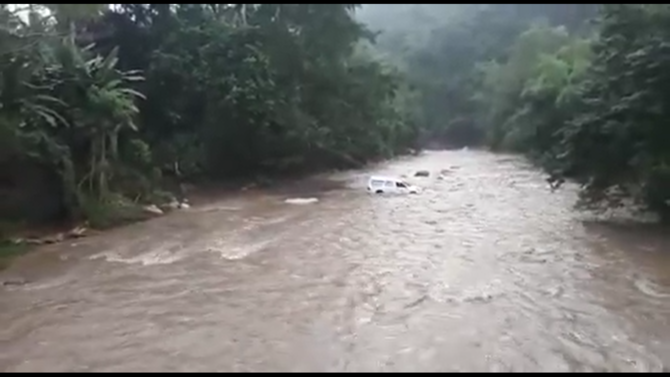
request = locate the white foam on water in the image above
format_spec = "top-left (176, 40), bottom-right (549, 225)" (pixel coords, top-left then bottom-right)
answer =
top-left (256, 214), bottom-right (291, 225)
top-left (208, 238), bottom-right (275, 260)
top-left (20, 276), bottom-right (74, 291)
top-left (196, 204), bottom-right (243, 213)
top-left (284, 197), bottom-right (319, 205)
top-left (89, 249), bottom-right (185, 266)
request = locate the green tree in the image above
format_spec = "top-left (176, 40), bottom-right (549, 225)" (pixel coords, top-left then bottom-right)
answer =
top-left (549, 4), bottom-right (670, 220)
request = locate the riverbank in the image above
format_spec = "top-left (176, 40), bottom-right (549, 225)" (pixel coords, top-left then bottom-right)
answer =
top-left (0, 155), bottom-right (391, 270)
top-left (0, 241), bottom-right (28, 270)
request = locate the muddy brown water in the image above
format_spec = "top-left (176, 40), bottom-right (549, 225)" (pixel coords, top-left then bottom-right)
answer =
top-left (2, 150), bottom-right (670, 372)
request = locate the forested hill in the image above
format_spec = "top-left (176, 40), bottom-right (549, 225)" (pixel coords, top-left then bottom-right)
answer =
top-left (356, 4), bottom-right (600, 146)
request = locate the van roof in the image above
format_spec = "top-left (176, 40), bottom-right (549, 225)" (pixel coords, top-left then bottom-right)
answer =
top-left (369, 175), bottom-right (399, 182)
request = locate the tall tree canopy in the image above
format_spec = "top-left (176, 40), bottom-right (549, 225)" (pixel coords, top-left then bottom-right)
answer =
top-left (0, 4), bottom-right (418, 226)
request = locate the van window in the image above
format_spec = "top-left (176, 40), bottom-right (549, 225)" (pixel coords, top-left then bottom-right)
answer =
top-left (396, 182), bottom-right (407, 188)
top-left (370, 179), bottom-right (384, 187)
top-left (384, 180), bottom-right (395, 188)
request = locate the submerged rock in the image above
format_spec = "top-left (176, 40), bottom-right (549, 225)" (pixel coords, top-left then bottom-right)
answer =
top-left (163, 198), bottom-right (190, 211)
top-left (143, 204), bottom-right (164, 215)
top-left (2, 278), bottom-right (28, 287)
top-left (68, 226), bottom-right (87, 238)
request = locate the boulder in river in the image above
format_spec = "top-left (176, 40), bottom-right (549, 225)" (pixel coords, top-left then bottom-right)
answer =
top-left (438, 168), bottom-right (452, 180)
top-left (414, 170), bottom-right (430, 177)
top-left (166, 200), bottom-right (180, 210)
top-left (163, 198), bottom-right (190, 211)
top-left (143, 204), bottom-right (164, 216)
top-left (68, 226), bottom-right (87, 238)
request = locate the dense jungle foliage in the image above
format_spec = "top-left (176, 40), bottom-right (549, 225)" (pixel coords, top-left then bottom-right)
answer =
top-left (0, 4), bottom-right (419, 229)
top-left (1, 3), bottom-right (670, 231)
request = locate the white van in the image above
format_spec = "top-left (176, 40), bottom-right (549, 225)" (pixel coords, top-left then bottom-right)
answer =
top-left (367, 176), bottom-right (420, 195)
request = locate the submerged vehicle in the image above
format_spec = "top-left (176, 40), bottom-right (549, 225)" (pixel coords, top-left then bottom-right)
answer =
top-left (367, 176), bottom-right (420, 195)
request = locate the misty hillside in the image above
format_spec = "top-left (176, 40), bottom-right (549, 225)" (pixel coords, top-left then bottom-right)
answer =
top-left (355, 4), bottom-right (598, 60)
top-left (353, 3), bottom-right (600, 142)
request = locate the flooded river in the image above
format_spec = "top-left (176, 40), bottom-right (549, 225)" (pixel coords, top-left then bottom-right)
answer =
top-left (2, 150), bottom-right (670, 372)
